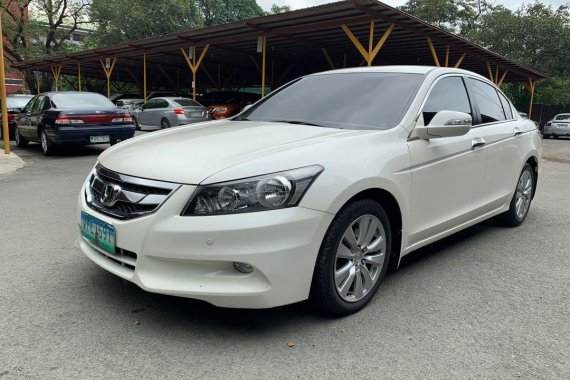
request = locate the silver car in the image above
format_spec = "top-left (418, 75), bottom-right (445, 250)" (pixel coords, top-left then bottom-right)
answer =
top-left (131, 97), bottom-right (210, 130)
top-left (543, 113), bottom-right (570, 139)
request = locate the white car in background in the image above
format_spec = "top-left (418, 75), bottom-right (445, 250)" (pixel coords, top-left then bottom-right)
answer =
top-left (543, 113), bottom-right (570, 139)
top-left (77, 66), bottom-right (541, 316)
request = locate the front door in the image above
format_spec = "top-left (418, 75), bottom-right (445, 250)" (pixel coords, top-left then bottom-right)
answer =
top-left (407, 75), bottom-right (488, 247)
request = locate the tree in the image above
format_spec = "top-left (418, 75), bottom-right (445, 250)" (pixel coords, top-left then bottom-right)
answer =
top-left (198, 0), bottom-right (265, 27)
top-left (89, 0), bottom-right (203, 45)
top-left (399, 0), bottom-right (491, 33)
top-left (1, 0), bottom-right (91, 91)
top-left (269, 4), bottom-right (291, 14)
top-left (465, 3), bottom-right (570, 105)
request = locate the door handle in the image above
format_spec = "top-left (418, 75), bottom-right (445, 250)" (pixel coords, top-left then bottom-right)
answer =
top-left (472, 137), bottom-right (486, 150)
top-left (514, 127), bottom-right (523, 136)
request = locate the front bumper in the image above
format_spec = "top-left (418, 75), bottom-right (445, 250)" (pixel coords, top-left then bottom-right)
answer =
top-left (48, 125), bottom-right (135, 144)
top-left (77, 183), bottom-right (334, 308)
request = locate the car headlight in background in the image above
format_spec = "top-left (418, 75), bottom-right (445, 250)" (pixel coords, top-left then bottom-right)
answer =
top-left (182, 165), bottom-right (324, 216)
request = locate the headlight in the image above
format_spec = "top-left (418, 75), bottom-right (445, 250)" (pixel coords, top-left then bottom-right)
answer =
top-left (182, 165), bottom-right (324, 216)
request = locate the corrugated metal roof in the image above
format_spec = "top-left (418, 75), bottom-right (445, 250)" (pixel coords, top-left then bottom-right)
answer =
top-left (15, 0), bottom-right (545, 87)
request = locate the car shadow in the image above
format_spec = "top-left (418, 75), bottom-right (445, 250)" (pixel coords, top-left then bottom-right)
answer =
top-left (8, 141), bottom-right (108, 160)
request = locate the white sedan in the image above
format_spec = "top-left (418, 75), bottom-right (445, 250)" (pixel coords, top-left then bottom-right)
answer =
top-left (77, 66), bottom-right (541, 316)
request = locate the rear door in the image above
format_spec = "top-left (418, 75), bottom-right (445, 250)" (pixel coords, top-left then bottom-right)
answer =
top-left (407, 75), bottom-right (488, 246)
top-left (466, 77), bottom-right (523, 208)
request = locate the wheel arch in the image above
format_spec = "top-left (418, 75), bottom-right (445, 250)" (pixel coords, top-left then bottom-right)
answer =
top-left (336, 188), bottom-right (403, 269)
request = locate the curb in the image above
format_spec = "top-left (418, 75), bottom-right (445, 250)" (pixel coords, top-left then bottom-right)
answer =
top-left (0, 151), bottom-right (26, 177)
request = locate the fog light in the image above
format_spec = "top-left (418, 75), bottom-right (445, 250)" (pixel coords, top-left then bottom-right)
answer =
top-left (233, 262), bottom-right (254, 273)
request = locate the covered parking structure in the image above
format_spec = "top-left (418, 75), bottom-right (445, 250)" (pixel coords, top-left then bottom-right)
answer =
top-left (15, 0), bottom-right (545, 116)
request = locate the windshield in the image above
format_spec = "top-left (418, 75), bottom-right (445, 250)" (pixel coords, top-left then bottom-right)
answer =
top-left (236, 72), bottom-right (424, 130)
top-left (555, 114), bottom-right (570, 121)
top-left (6, 97), bottom-right (33, 109)
top-left (51, 93), bottom-right (115, 108)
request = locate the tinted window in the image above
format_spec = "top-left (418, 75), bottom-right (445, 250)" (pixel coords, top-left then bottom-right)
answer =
top-left (51, 93), bottom-right (115, 108)
top-left (142, 99), bottom-right (159, 110)
top-left (155, 99), bottom-right (169, 108)
top-left (555, 114), bottom-right (570, 121)
top-left (173, 98), bottom-right (201, 107)
top-left (24, 96), bottom-right (38, 112)
top-left (422, 76), bottom-right (471, 125)
top-left (239, 73), bottom-right (424, 130)
top-left (498, 92), bottom-right (513, 119)
top-left (31, 96), bottom-right (45, 112)
top-left (468, 79), bottom-right (506, 124)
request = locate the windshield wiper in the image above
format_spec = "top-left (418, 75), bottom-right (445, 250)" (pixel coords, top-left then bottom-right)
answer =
top-left (267, 120), bottom-right (329, 128)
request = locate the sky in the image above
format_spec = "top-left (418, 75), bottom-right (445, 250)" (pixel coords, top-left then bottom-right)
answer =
top-left (257, 0), bottom-right (570, 12)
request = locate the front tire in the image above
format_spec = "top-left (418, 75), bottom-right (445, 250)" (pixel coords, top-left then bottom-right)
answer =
top-left (500, 163), bottom-right (534, 227)
top-left (310, 199), bottom-right (391, 316)
top-left (14, 127), bottom-right (28, 147)
top-left (133, 116), bottom-right (140, 130)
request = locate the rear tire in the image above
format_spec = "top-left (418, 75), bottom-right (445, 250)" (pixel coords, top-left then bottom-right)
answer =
top-left (500, 163), bottom-right (534, 227)
top-left (310, 199), bottom-right (391, 317)
top-left (14, 127), bottom-right (28, 147)
top-left (39, 128), bottom-right (56, 156)
top-left (542, 134), bottom-right (550, 139)
top-left (160, 118), bottom-right (171, 129)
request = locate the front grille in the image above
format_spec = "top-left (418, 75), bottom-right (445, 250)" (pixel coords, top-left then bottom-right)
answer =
top-left (85, 164), bottom-right (180, 220)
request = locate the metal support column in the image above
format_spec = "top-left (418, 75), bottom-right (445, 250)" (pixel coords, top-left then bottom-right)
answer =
top-left (181, 45), bottom-right (210, 101)
top-left (100, 58), bottom-right (117, 98)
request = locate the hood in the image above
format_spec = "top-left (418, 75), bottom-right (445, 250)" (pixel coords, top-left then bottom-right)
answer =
top-left (98, 120), bottom-right (362, 184)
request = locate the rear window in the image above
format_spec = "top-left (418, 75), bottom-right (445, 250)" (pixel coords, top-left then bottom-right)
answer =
top-left (173, 98), bottom-right (201, 107)
top-left (555, 114), bottom-right (570, 121)
top-left (51, 93), bottom-right (115, 108)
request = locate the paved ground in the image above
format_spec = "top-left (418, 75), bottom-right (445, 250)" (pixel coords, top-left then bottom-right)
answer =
top-left (0, 136), bottom-right (569, 379)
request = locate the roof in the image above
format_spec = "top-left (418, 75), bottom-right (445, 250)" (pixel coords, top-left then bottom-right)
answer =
top-left (15, 0), bottom-right (545, 87)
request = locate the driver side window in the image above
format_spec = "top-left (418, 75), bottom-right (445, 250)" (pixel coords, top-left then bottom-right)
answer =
top-left (422, 76), bottom-right (472, 125)
top-left (142, 99), bottom-right (157, 110)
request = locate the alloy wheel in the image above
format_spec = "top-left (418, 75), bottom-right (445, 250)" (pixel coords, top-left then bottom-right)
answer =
top-left (515, 169), bottom-right (533, 219)
top-left (41, 131), bottom-right (48, 153)
top-left (334, 214), bottom-right (386, 302)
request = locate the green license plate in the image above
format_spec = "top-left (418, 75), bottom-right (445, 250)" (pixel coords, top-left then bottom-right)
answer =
top-left (80, 211), bottom-right (116, 254)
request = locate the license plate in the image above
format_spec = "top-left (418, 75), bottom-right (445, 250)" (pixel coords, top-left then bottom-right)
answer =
top-left (90, 135), bottom-right (110, 143)
top-left (80, 211), bottom-right (115, 254)
top-left (191, 112), bottom-right (203, 117)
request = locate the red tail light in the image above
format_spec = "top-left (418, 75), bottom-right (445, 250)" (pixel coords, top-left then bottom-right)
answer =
top-left (55, 115), bottom-right (84, 124)
top-left (173, 108), bottom-right (185, 115)
top-left (7, 114), bottom-right (15, 121)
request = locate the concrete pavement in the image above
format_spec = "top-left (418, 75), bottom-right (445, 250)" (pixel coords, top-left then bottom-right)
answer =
top-left (0, 137), bottom-right (569, 379)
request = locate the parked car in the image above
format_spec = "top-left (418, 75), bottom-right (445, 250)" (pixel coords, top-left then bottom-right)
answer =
top-left (0, 94), bottom-right (34, 140)
top-left (131, 97), bottom-right (210, 130)
top-left (77, 66), bottom-right (541, 316)
top-left (117, 91), bottom-right (176, 112)
top-left (14, 91), bottom-right (135, 155)
top-left (543, 113), bottom-right (570, 139)
top-left (204, 91), bottom-right (260, 119)
top-left (110, 93), bottom-right (142, 105)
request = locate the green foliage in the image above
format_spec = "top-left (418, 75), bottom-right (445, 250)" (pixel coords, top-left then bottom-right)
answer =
top-left (89, 0), bottom-right (204, 45)
top-left (269, 4), bottom-right (292, 14)
top-left (401, 0), bottom-right (570, 106)
top-left (198, 0), bottom-right (265, 27)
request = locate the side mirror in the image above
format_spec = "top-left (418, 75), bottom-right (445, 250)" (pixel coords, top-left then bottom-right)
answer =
top-left (415, 111), bottom-right (472, 139)
top-left (13, 107), bottom-right (23, 114)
